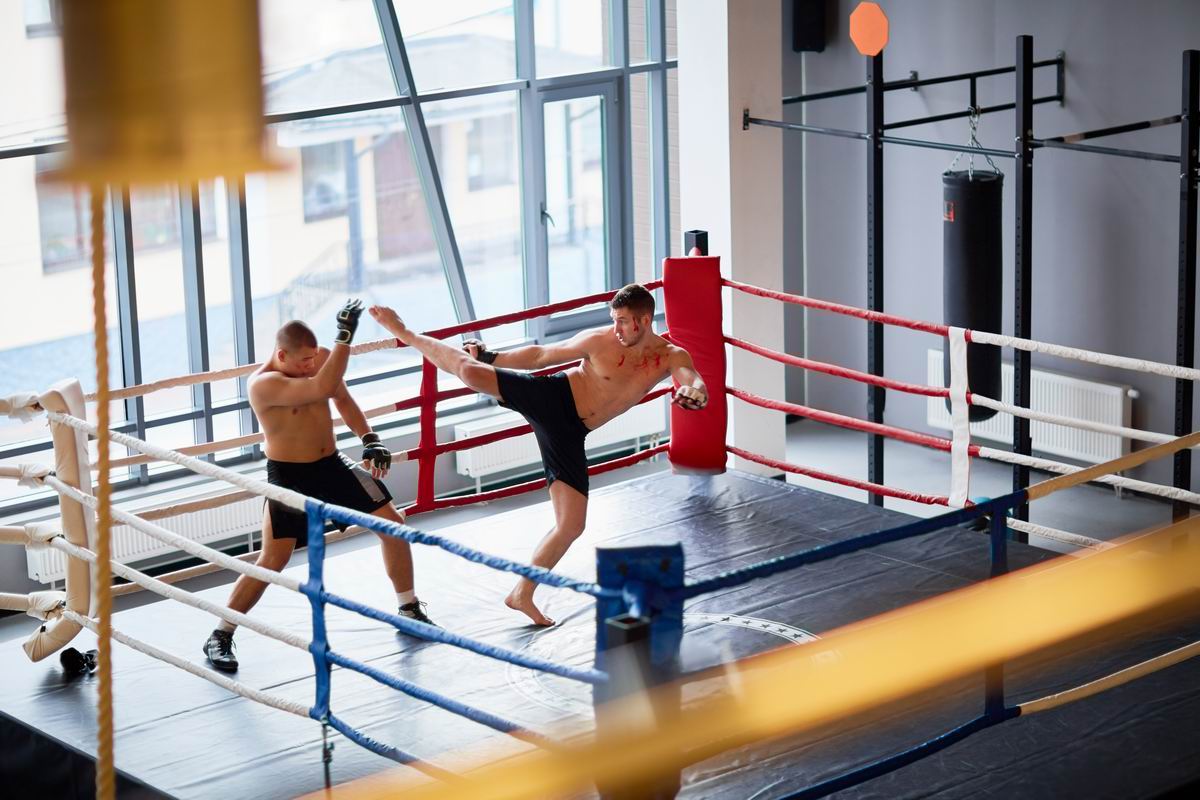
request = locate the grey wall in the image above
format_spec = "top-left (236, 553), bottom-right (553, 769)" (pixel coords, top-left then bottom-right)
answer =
top-left (782, 0), bottom-right (808, 404)
top-left (793, 0), bottom-right (1200, 486)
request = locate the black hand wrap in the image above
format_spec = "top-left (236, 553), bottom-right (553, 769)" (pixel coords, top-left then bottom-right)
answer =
top-left (335, 298), bottom-right (365, 345)
top-left (462, 338), bottom-right (498, 365)
top-left (361, 432), bottom-right (391, 471)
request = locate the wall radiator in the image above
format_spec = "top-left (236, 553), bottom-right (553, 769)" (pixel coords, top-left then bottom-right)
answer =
top-left (455, 397), bottom-right (668, 488)
top-left (926, 349), bottom-right (1135, 463)
top-left (28, 495), bottom-right (263, 585)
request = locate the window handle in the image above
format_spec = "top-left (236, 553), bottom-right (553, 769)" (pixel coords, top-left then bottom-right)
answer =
top-left (540, 203), bottom-right (556, 227)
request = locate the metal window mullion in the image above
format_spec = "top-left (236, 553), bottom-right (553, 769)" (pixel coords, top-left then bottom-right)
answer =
top-left (109, 185), bottom-right (148, 484)
top-left (612, 0), bottom-right (629, 69)
top-left (649, 1), bottom-right (670, 269)
top-left (516, 0), bottom-right (549, 341)
top-left (225, 177), bottom-right (258, 450)
top-left (179, 183), bottom-right (214, 457)
top-left (371, 0), bottom-right (476, 327)
top-left (612, 2), bottom-right (634, 287)
top-left (605, 79), bottom-right (631, 289)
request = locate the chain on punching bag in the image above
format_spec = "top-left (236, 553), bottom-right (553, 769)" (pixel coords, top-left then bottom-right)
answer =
top-left (943, 112), bottom-right (1003, 421)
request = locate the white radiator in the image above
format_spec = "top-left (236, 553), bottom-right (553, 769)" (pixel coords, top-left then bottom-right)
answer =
top-left (454, 397), bottom-right (668, 480)
top-left (926, 349), bottom-right (1135, 463)
top-left (27, 495), bottom-right (263, 585)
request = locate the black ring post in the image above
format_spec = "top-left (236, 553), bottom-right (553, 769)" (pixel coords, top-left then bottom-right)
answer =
top-left (1012, 36), bottom-right (1035, 531)
top-left (1175, 51), bottom-right (1199, 522)
top-left (867, 51), bottom-right (885, 504)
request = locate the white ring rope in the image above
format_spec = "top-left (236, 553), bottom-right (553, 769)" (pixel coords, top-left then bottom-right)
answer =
top-left (97, 401), bottom-right (404, 471)
top-left (968, 330), bottom-right (1200, 383)
top-left (970, 394), bottom-right (1182, 447)
top-left (136, 490), bottom-right (257, 522)
top-left (1020, 639), bottom-right (1200, 714)
top-left (50, 536), bottom-right (310, 651)
top-left (45, 410), bottom-right (309, 514)
top-left (1003, 518), bottom-right (1112, 552)
top-left (977, 446), bottom-right (1200, 506)
top-left (43, 475), bottom-right (303, 593)
top-left (83, 336), bottom-right (404, 403)
top-left (59, 607), bottom-right (310, 718)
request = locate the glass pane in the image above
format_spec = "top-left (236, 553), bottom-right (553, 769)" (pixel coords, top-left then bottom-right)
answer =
top-left (131, 185), bottom-right (195, 429)
top-left (396, 2), bottom-right (516, 92)
top-left (629, 0), bottom-right (652, 64)
top-left (535, 0), bottom-right (612, 77)
top-left (423, 92), bottom-right (524, 344)
top-left (248, 109), bottom-right (459, 387)
top-left (0, 3), bottom-right (66, 148)
top-left (630, 73), bottom-right (654, 284)
top-left (260, 0), bottom-right (397, 116)
top-left (0, 156), bottom-right (121, 453)
top-left (199, 179), bottom-right (242, 405)
top-left (668, 69), bottom-right (681, 257)
top-left (544, 94), bottom-right (607, 303)
top-left (666, 0), bottom-right (677, 61)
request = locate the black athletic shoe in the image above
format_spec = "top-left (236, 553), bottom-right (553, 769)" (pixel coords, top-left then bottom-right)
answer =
top-left (397, 601), bottom-right (438, 628)
top-left (203, 629), bottom-right (239, 672)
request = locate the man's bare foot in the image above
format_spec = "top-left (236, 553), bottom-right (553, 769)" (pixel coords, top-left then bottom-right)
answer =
top-left (505, 589), bottom-right (555, 627)
top-left (369, 305), bottom-right (409, 340)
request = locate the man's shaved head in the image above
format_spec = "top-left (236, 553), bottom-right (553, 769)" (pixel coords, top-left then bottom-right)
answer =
top-left (276, 320), bottom-right (318, 353)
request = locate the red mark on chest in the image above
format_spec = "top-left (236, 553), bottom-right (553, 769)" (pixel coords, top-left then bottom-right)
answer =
top-left (291, 408), bottom-right (299, 415)
top-left (617, 355), bottom-right (625, 367)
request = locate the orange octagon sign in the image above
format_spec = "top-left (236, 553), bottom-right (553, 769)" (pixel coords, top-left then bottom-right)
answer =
top-left (850, 2), bottom-right (889, 57)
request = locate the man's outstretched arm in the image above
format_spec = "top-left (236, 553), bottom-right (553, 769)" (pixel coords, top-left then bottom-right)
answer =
top-left (669, 349), bottom-right (708, 410)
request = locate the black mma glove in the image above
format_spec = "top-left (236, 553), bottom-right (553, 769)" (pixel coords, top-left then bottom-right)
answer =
top-left (462, 338), bottom-right (498, 365)
top-left (361, 432), bottom-right (391, 472)
top-left (335, 298), bottom-right (365, 345)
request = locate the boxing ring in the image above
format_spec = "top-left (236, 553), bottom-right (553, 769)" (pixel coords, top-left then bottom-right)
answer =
top-left (2, 256), bottom-right (1199, 799)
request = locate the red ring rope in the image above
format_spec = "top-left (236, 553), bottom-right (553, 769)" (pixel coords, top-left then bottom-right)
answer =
top-left (727, 387), bottom-right (981, 456)
top-left (728, 445), bottom-right (951, 506)
top-left (723, 278), bottom-right (950, 337)
top-left (725, 336), bottom-right (949, 398)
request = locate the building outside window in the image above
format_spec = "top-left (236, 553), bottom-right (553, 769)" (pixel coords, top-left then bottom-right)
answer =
top-left (467, 112), bottom-right (517, 191)
top-left (301, 141), bottom-right (350, 221)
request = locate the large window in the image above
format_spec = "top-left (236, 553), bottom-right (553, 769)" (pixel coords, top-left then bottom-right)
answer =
top-left (467, 113), bottom-right (518, 192)
top-left (301, 142), bottom-right (350, 221)
top-left (0, 0), bottom-right (681, 513)
top-left (396, 2), bottom-right (516, 92)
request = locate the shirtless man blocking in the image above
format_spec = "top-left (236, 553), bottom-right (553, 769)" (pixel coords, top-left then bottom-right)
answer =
top-left (203, 299), bottom-right (435, 672)
top-left (369, 284), bottom-right (707, 626)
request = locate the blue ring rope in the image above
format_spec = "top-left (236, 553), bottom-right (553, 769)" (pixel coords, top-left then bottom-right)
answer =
top-left (779, 707), bottom-right (1020, 799)
top-left (326, 649), bottom-right (557, 749)
top-left (316, 587), bottom-right (608, 685)
top-left (305, 503), bottom-right (333, 719)
top-left (680, 493), bottom-right (1024, 600)
top-left (317, 499), bottom-right (620, 598)
top-left (325, 711), bottom-right (462, 782)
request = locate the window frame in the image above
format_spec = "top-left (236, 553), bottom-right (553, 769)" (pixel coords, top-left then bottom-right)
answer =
top-left (0, 0), bottom-right (680, 517)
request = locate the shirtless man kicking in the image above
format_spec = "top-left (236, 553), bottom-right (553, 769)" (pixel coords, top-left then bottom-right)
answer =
top-left (369, 284), bottom-right (707, 626)
top-left (203, 299), bottom-right (435, 672)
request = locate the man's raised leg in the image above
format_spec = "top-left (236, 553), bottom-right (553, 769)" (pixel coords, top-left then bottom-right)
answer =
top-left (369, 306), bottom-right (500, 398)
top-left (505, 480), bottom-right (588, 626)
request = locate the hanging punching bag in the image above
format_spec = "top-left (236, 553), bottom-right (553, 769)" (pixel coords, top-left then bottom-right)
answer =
top-left (943, 170), bottom-right (1003, 421)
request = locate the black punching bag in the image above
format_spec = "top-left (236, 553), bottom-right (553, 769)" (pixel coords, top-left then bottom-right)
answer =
top-left (943, 170), bottom-right (1002, 421)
